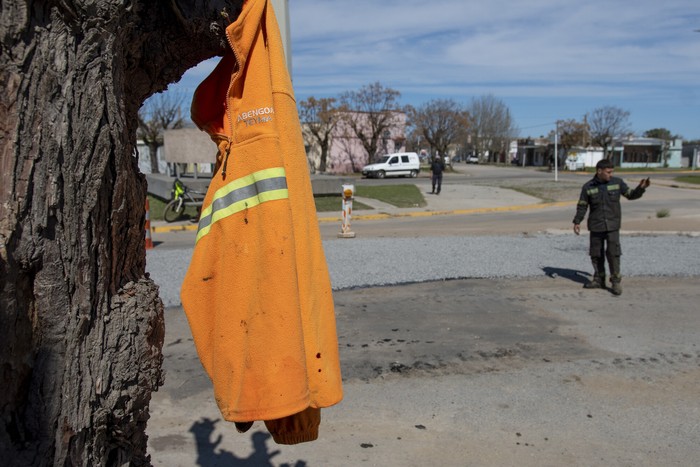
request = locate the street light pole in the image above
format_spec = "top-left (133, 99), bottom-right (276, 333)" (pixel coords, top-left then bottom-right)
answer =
top-left (554, 122), bottom-right (559, 182)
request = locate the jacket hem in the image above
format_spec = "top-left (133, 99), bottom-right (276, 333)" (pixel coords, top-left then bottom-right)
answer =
top-left (219, 398), bottom-right (311, 423)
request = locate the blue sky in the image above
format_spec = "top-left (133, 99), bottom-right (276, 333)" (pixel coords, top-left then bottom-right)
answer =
top-left (169, 0), bottom-right (700, 140)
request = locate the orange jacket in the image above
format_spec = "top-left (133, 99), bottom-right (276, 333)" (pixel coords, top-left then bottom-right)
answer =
top-left (181, 0), bottom-right (342, 442)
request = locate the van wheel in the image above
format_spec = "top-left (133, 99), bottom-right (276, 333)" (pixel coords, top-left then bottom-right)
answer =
top-left (409, 170), bottom-right (418, 178)
top-left (377, 170), bottom-right (385, 179)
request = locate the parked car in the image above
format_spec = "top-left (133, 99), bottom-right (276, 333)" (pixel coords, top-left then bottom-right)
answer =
top-left (466, 155), bottom-right (479, 164)
top-left (361, 152), bottom-right (421, 179)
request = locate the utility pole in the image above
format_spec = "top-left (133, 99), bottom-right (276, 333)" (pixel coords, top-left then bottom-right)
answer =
top-left (554, 122), bottom-right (559, 182)
top-left (271, 0), bottom-right (292, 76)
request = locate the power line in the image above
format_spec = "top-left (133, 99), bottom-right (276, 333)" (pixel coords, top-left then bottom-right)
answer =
top-left (519, 122), bottom-right (556, 130)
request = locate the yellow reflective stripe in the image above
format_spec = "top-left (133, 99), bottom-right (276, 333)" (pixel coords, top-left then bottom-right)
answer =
top-left (607, 184), bottom-right (620, 191)
top-left (196, 167), bottom-right (288, 243)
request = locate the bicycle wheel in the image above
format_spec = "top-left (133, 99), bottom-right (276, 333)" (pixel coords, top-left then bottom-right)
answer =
top-left (163, 199), bottom-right (185, 223)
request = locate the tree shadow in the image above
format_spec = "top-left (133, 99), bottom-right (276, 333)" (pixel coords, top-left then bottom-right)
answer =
top-left (189, 418), bottom-right (308, 467)
top-left (542, 267), bottom-right (590, 285)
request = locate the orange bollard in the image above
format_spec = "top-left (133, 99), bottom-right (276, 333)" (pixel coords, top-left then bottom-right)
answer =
top-left (145, 198), bottom-right (154, 250)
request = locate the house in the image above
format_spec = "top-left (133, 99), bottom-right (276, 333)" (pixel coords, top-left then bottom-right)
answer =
top-left (515, 138), bottom-right (550, 167)
top-left (611, 137), bottom-right (682, 168)
top-left (681, 143), bottom-right (700, 169)
top-left (514, 136), bottom-right (684, 170)
top-left (303, 110), bottom-right (407, 175)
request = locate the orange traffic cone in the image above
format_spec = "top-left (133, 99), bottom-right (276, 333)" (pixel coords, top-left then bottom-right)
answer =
top-left (145, 198), bottom-right (154, 250)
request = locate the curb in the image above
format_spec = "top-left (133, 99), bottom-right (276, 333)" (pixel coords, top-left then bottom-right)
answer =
top-left (317, 200), bottom-right (576, 223)
top-left (151, 223), bottom-right (198, 233)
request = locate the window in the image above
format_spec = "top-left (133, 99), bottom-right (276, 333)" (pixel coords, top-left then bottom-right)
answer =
top-left (624, 145), bottom-right (661, 163)
top-left (389, 156), bottom-right (398, 164)
top-left (401, 155), bottom-right (409, 163)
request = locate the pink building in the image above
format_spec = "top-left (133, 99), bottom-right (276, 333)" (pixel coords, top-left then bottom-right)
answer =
top-left (304, 111), bottom-right (407, 174)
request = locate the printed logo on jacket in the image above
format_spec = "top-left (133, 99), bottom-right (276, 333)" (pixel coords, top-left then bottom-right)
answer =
top-left (237, 106), bottom-right (275, 126)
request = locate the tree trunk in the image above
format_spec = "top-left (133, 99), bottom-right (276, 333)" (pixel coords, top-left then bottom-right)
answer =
top-left (0, 1), bottom-right (243, 465)
top-left (148, 142), bottom-right (161, 174)
top-left (319, 142), bottom-right (329, 173)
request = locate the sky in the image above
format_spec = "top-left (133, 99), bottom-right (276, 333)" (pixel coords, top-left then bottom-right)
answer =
top-left (168, 0), bottom-right (700, 140)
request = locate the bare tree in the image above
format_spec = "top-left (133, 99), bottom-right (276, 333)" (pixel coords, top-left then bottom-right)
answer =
top-left (338, 82), bottom-right (402, 162)
top-left (548, 118), bottom-right (591, 164)
top-left (586, 106), bottom-right (631, 159)
top-left (467, 94), bottom-right (518, 163)
top-left (407, 99), bottom-right (470, 158)
top-left (0, 1), bottom-right (244, 465)
top-left (138, 93), bottom-right (186, 174)
top-left (298, 97), bottom-right (340, 172)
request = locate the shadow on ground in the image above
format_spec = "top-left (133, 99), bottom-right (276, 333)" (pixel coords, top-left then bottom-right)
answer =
top-left (189, 418), bottom-right (307, 467)
top-left (542, 266), bottom-right (590, 284)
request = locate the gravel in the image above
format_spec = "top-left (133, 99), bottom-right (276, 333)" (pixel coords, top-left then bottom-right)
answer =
top-left (146, 233), bottom-right (700, 308)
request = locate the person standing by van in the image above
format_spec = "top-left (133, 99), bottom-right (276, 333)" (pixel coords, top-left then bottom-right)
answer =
top-left (430, 155), bottom-right (445, 194)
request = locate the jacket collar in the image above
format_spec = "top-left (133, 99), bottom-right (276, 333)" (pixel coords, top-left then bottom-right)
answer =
top-left (190, 0), bottom-right (268, 137)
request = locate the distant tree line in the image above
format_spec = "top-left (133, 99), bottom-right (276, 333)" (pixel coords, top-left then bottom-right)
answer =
top-left (550, 106), bottom-right (684, 161)
top-left (140, 82), bottom-right (691, 174)
top-left (297, 83), bottom-right (522, 171)
top-left (296, 83), bottom-right (691, 173)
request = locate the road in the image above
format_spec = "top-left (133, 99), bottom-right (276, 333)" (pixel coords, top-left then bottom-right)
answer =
top-left (319, 165), bottom-right (700, 238)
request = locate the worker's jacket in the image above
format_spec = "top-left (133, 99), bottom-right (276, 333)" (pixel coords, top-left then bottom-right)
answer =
top-left (573, 175), bottom-right (645, 232)
top-left (180, 0), bottom-right (342, 440)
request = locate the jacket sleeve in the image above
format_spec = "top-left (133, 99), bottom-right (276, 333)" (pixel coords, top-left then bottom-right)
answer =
top-left (573, 185), bottom-right (589, 224)
top-left (622, 179), bottom-right (645, 200)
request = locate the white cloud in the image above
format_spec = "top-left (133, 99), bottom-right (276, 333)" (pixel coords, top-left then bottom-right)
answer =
top-left (290, 0), bottom-right (700, 91)
top-left (170, 0), bottom-right (700, 138)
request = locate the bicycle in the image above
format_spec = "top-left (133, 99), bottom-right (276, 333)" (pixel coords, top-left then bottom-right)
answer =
top-left (163, 178), bottom-right (206, 223)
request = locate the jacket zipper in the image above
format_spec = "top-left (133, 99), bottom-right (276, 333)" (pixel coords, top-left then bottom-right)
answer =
top-left (221, 27), bottom-right (242, 179)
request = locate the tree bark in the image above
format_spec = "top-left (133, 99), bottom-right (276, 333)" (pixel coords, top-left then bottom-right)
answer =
top-left (0, 1), bottom-right (243, 465)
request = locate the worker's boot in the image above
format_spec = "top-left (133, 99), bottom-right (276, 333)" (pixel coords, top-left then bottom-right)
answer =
top-left (583, 257), bottom-right (606, 289)
top-left (608, 254), bottom-right (622, 295)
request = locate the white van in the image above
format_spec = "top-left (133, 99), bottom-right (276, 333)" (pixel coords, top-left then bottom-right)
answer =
top-left (361, 152), bottom-right (421, 179)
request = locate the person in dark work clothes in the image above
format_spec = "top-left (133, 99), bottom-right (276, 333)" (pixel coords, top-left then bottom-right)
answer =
top-left (430, 155), bottom-right (445, 195)
top-left (573, 159), bottom-right (650, 295)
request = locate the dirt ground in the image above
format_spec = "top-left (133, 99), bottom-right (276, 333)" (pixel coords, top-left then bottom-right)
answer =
top-left (148, 276), bottom-right (700, 466)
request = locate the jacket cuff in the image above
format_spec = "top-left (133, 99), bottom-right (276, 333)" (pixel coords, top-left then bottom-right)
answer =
top-left (264, 406), bottom-right (322, 445)
top-left (270, 426), bottom-right (319, 445)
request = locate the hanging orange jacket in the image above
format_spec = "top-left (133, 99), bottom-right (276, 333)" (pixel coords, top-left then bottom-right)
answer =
top-left (180, 0), bottom-right (342, 444)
